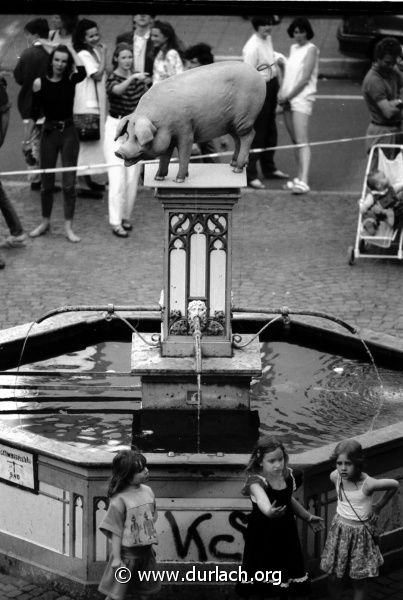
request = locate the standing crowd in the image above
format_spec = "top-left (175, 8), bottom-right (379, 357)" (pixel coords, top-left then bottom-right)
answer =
top-left (1, 14), bottom-right (403, 267)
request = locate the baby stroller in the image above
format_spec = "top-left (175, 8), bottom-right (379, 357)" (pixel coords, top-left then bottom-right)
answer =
top-left (348, 144), bottom-right (403, 265)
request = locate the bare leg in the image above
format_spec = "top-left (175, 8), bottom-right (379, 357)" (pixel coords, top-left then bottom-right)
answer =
top-left (327, 574), bottom-right (343, 600)
top-left (29, 218), bottom-right (51, 238)
top-left (64, 220), bottom-right (80, 243)
top-left (352, 578), bottom-right (368, 600)
top-left (282, 109), bottom-right (299, 175)
top-left (292, 111), bottom-right (311, 184)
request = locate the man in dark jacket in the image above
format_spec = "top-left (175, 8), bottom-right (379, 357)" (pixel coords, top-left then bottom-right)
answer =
top-left (13, 18), bottom-right (50, 190)
top-left (116, 14), bottom-right (155, 79)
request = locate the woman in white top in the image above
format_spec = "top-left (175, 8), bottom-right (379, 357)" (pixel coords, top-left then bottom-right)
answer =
top-left (278, 17), bottom-right (319, 194)
top-left (72, 19), bottom-right (107, 195)
top-left (151, 20), bottom-right (184, 84)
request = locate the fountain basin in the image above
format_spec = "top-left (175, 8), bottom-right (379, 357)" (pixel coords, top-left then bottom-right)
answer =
top-left (0, 311), bottom-right (402, 598)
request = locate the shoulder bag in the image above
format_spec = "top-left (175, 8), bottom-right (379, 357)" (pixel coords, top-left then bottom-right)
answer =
top-left (74, 78), bottom-right (100, 142)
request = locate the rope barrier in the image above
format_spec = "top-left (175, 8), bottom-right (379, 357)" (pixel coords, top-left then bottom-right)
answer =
top-left (0, 130), bottom-right (398, 178)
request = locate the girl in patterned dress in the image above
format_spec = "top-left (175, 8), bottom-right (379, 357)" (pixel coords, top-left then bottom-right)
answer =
top-left (236, 436), bottom-right (323, 599)
top-left (98, 450), bottom-right (160, 600)
top-left (321, 439), bottom-right (399, 600)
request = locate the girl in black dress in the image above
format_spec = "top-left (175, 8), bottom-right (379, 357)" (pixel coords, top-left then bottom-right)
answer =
top-left (236, 436), bottom-right (323, 599)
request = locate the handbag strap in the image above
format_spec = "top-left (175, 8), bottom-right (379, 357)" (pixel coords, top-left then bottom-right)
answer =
top-left (93, 77), bottom-right (99, 105)
top-left (339, 479), bottom-right (378, 543)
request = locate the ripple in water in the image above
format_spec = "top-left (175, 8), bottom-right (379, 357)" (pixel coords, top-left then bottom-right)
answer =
top-left (2, 341), bottom-right (403, 453)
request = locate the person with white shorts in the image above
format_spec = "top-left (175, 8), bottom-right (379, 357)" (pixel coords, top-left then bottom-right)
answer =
top-left (278, 17), bottom-right (319, 195)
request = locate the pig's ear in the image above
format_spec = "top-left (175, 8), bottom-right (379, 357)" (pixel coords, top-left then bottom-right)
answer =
top-left (135, 117), bottom-right (157, 146)
top-left (114, 116), bottom-right (130, 141)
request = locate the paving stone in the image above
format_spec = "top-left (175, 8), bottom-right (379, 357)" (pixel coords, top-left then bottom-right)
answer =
top-left (39, 592), bottom-right (60, 600)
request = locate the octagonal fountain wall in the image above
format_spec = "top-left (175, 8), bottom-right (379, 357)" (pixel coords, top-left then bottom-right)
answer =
top-left (0, 165), bottom-right (402, 598)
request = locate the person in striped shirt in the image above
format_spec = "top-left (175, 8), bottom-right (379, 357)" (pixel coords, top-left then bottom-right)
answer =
top-left (104, 43), bottom-right (149, 238)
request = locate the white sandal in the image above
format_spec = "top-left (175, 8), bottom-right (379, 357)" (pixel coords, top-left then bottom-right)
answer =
top-left (292, 180), bottom-right (310, 194)
top-left (283, 177), bottom-right (302, 191)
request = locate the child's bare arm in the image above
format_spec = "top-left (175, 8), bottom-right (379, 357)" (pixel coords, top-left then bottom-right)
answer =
top-left (110, 532), bottom-right (123, 567)
top-left (359, 192), bottom-right (375, 213)
top-left (249, 483), bottom-right (286, 518)
top-left (365, 477), bottom-right (399, 514)
top-left (291, 497), bottom-right (324, 531)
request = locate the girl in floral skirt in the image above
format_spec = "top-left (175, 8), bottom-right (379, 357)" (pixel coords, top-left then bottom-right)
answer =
top-left (320, 439), bottom-right (399, 600)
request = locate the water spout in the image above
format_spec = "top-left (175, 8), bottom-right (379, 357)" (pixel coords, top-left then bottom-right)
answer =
top-left (187, 301), bottom-right (208, 453)
top-left (188, 300), bottom-right (208, 378)
top-left (233, 306), bottom-right (358, 335)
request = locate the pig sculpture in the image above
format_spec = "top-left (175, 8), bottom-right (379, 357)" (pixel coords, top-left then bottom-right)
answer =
top-left (114, 61), bottom-right (266, 183)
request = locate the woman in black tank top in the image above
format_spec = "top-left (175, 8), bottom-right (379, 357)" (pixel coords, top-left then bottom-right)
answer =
top-left (29, 44), bottom-right (86, 243)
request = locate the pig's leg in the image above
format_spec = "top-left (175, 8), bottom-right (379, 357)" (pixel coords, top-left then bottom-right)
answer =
top-left (230, 135), bottom-right (240, 168)
top-left (233, 130), bottom-right (256, 173)
top-left (155, 144), bottom-right (175, 180)
top-left (175, 137), bottom-right (193, 183)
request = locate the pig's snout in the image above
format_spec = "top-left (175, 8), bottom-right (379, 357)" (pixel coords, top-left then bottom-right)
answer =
top-left (115, 145), bottom-right (142, 167)
top-left (114, 148), bottom-right (125, 160)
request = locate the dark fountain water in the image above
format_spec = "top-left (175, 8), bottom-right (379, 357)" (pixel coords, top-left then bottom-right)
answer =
top-left (1, 339), bottom-right (402, 454)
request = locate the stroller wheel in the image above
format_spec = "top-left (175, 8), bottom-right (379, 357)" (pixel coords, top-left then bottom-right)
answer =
top-left (348, 246), bottom-right (355, 265)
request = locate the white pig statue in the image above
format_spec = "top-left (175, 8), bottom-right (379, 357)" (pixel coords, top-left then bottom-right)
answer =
top-left (114, 61), bottom-right (266, 182)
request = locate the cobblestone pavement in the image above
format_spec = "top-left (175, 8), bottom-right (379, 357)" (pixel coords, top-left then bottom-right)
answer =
top-left (1, 182), bottom-right (403, 599)
top-left (1, 183), bottom-right (403, 337)
top-left (1, 566), bottom-right (403, 600)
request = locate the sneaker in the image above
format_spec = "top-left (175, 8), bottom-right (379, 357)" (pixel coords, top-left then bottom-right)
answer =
top-left (264, 169), bottom-right (290, 180)
top-left (247, 178), bottom-right (266, 189)
top-left (0, 233), bottom-right (27, 248)
top-left (112, 225), bottom-right (129, 238)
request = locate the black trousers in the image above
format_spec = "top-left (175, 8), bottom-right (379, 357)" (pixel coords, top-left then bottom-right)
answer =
top-left (247, 77), bottom-right (279, 181)
top-left (40, 124), bottom-right (79, 220)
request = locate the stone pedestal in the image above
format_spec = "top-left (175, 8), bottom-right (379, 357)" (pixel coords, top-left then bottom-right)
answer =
top-left (144, 163), bottom-right (246, 358)
top-left (137, 164), bottom-right (262, 412)
top-left (131, 333), bottom-right (261, 410)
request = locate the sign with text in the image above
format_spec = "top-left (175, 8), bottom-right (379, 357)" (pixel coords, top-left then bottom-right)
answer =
top-left (0, 443), bottom-right (38, 493)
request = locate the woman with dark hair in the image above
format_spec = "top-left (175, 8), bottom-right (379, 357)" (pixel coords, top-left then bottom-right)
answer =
top-left (104, 43), bottom-right (148, 238)
top-left (278, 17), bottom-right (319, 194)
top-left (72, 18), bottom-right (107, 196)
top-left (151, 20), bottom-right (184, 83)
top-left (49, 14), bottom-right (79, 45)
top-left (29, 44), bottom-right (85, 242)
